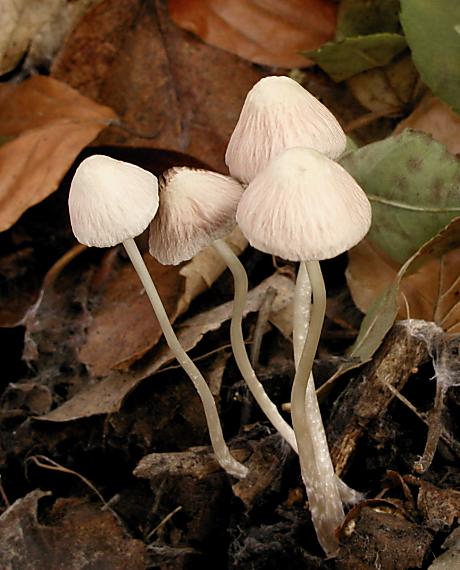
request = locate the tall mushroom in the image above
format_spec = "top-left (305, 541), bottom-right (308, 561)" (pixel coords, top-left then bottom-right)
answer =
top-left (69, 155), bottom-right (248, 479)
top-left (149, 166), bottom-right (300, 452)
top-left (226, 73), bottom-right (362, 507)
top-left (225, 75), bottom-right (346, 184)
top-left (236, 147), bottom-right (372, 554)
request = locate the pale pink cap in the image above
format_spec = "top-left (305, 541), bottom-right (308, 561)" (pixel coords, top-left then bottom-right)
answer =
top-left (226, 76), bottom-right (347, 184)
top-left (149, 167), bottom-right (244, 265)
top-left (69, 155), bottom-right (159, 247)
top-left (236, 147), bottom-right (371, 261)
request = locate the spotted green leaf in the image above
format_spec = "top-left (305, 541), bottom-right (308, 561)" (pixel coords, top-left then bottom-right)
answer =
top-left (340, 130), bottom-right (460, 264)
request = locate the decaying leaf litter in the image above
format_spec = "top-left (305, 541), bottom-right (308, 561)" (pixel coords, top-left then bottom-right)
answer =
top-left (0, 0), bottom-right (460, 568)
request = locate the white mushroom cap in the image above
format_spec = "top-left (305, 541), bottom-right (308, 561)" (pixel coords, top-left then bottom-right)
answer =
top-left (149, 167), bottom-right (244, 265)
top-left (236, 147), bottom-right (371, 261)
top-left (69, 155), bottom-right (159, 247)
top-left (225, 76), bottom-right (347, 184)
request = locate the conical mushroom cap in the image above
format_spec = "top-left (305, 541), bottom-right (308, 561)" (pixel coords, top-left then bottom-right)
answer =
top-left (226, 76), bottom-right (346, 184)
top-left (236, 147), bottom-right (371, 261)
top-left (149, 167), bottom-right (244, 265)
top-left (69, 155), bottom-right (159, 247)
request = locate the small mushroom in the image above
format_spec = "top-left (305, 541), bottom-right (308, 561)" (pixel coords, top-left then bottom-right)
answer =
top-left (148, 167), bottom-right (243, 265)
top-left (236, 146), bottom-right (371, 555)
top-left (225, 75), bottom-right (346, 184)
top-left (149, 167), bottom-right (300, 453)
top-left (69, 155), bottom-right (248, 480)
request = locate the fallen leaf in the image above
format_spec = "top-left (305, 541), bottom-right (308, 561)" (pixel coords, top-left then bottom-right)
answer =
top-left (80, 229), bottom-right (246, 376)
top-left (168, 0), bottom-right (337, 69)
top-left (0, 491), bottom-right (147, 569)
top-left (231, 435), bottom-right (286, 509)
top-left (347, 238), bottom-right (460, 333)
top-left (326, 218), bottom-right (460, 384)
top-left (341, 130), bottom-right (460, 264)
top-left (0, 0), bottom-right (97, 76)
top-left (400, 0), bottom-right (460, 113)
top-left (428, 527), bottom-right (460, 570)
top-left (348, 54), bottom-right (421, 115)
top-left (395, 94), bottom-right (460, 155)
top-left (336, 503), bottom-right (432, 569)
top-left (38, 272), bottom-right (295, 421)
top-left (79, 252), bottom-right (185, 377)
top-left (0, 76), bottom-right (116, 232)
top-left (178, 227), bottom-right (247, 315)
top-left (51, 0), bottom-right (264, 173)
top-left (21, 245), bottom-right (93, 402)
top-left (336, 0), bottom-right (401, 40)
top-left (0, 247), bottom-right (40, 327)
top-left (305, 33), bottom-right (406, 82)
top-left (415, 479), bottom-right (460, 532)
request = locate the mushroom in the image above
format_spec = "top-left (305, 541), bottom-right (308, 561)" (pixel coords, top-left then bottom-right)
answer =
top-left (236, 146), bottom-right (371, 554)
top-left (148, 167), bottom-right (243, 265)
top-left (149, 166), bottom-right (301, 452)
top-left (225, 75), bottom-right (346, 184)
top-left (69, 155), bottom-right (248, 479)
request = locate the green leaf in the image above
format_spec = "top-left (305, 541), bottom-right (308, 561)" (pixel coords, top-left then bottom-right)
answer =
top-left (305, 33), bottom-right (407, 82)
top-left (337, 0), bottom-right (401, 40)
top-left (318, 218), bottom-right (460, 399)
top-left (340, 130), bottom-right (460, 264)
top-left (400, 0), bottom-right (460, 113)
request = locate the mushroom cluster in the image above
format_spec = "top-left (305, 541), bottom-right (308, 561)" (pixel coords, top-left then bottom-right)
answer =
top-left (68, 75), bottom-right (371, 557)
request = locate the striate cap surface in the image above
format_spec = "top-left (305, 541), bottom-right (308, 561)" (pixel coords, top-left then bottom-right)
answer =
top-left (149, 167), bottom-right (244, 265)
top-left (225, 76), bottom-right (346, 184)
top-left (69, 155), bottom-right (159, 247)
top-left (236, 147), bottom-right (371, 261)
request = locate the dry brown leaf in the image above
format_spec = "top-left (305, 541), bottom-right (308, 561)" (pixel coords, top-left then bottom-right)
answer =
top-left (0, 0), bottom-right (97, 75)
top-left (178, 227), bottom-right (247, 314)
top-left (168, 0), bottom-right (337, 69)
top-left (79, 252), bottom-right (185, 377)
top-left (347, 54), bottom-right (421, 115)
top-left (51, 0), bottom-right (264, 173)
top-left (394, 94), bottom-right (460, 155)
top-left (39, 272), bottom-right (294, 422)
top-left (0, 491), bottom-right (147, 569)
top-left (0, 75), bottom-right (116, 232)
top-left (80, 230), bottom-right (246, 376)
top-left (346, 239), bottom-right (460, 333)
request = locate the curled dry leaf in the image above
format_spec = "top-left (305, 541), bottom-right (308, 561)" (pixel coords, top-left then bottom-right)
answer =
top-left (395, 94), bottom-right (460, 156)
top-left (38, 272), bottom-right (294, 422)
top-left (324, 218), bottom-right (460, 388)
top-left (347, 237), bottom-right (460, 333)
top-left (0, 75), bottom-right (116, 232)
top-left (51, 0), bottom-right (264, 173)
top-left (168, 0), bottom-right (337, 69)
top-left (0, 491), bottom-right (147, 570)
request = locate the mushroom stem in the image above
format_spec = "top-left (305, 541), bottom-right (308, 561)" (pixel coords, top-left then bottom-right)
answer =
top-left (123, 237), bottom-right (248, 479)
top-left (291, 260), bottom-right (344, 555)
top-left (213, 239), bottom-right (298, 451)
top-left (293, 264), bottom-right (363, 506)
